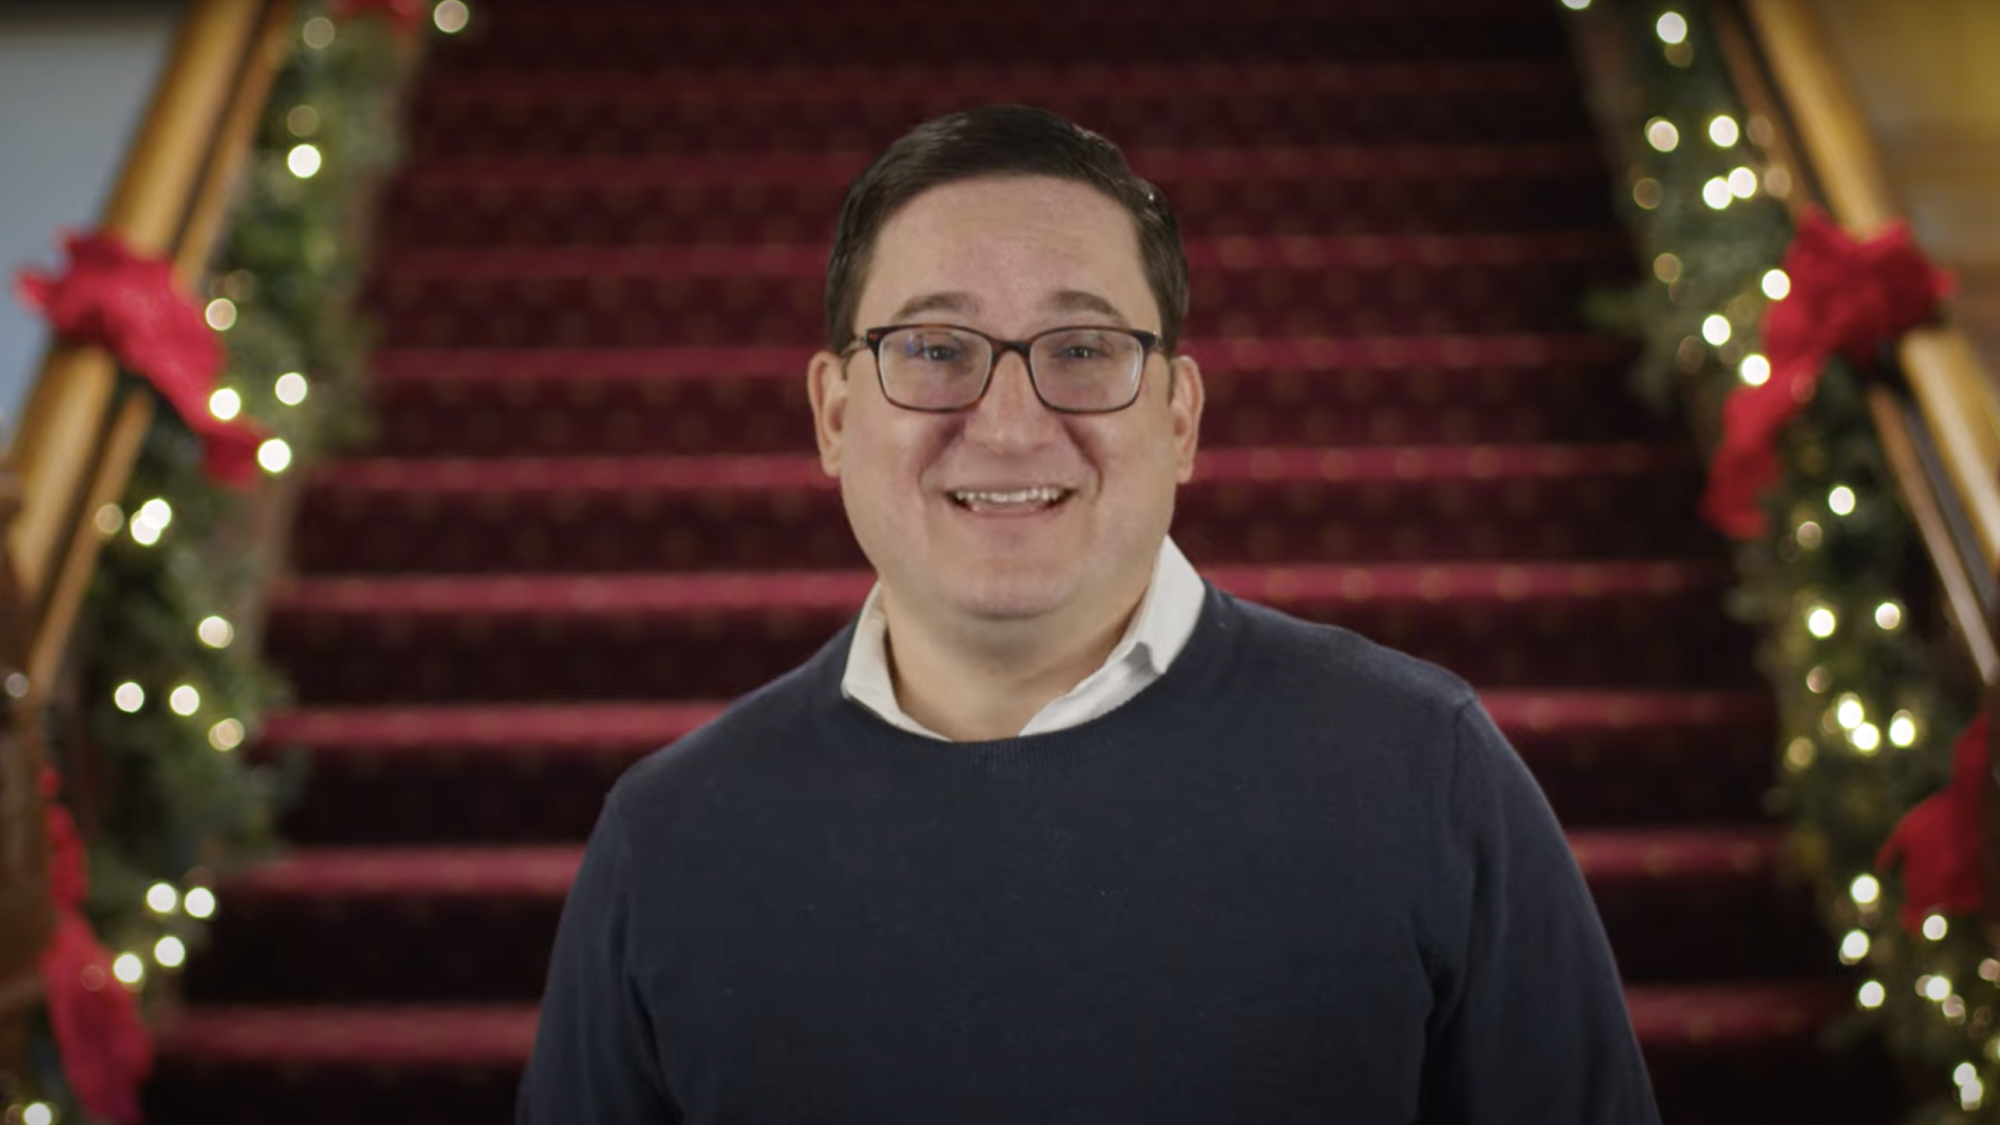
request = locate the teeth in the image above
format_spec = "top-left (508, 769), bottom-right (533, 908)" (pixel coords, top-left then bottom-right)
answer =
top-left (951, 487), bottom-right (1066, 506)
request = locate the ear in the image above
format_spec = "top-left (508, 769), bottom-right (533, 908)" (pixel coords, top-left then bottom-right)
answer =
top-left (1166, 353), bottom-right (1204, 484)
top-left (807, 349), bottom-right (851, 477)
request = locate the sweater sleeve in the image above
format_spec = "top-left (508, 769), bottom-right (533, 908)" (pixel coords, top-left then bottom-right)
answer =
top-left (517, 794), bottom-right (679, 1124)
top-left (1420, 697), bottom-right (1661, 1124)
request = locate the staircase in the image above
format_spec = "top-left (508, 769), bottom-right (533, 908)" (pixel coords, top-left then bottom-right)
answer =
top-left (146, 0), bottom-right (1903, 1121)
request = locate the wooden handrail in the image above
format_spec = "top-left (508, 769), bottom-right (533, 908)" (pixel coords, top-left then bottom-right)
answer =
top-left (1744, 0), bottom-right (2000, 587)
top-left (1741, 0), bottom-right (1900, 232)
top-left (6, 0), bottom-right (290, 676)
top-left (1902, 328), bottom-right (2000, 577)
top-left (1869, 385), bottom-right (2000, 683)
top-left (0, 0), bottom-right (295, 1039)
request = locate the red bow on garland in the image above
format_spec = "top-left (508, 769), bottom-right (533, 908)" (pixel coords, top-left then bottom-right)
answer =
top-left (332, 0), bottom-right (427, 30)
top-left (1699, 210), bottom-right (1952, 539)
top-left (1878, 712), bottom-right (1991, 935)
top-left (38, 767), bottom-right (153, 1124)
top-left (15, 231), bottom-right (262, 486)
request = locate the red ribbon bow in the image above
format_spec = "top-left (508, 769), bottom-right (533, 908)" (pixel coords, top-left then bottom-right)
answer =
top-left (38, 767), bottom-right (153, 1123)
top-left (1699, 210), bottom-right (1952, 538)
top-left (1878, 712), bottom-right (1990, 935)
top-left (15, 231), bottom-right (263, 485)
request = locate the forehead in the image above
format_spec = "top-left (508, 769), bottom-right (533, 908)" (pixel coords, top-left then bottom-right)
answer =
top-left (858, 176), bottom-right (1151, 321)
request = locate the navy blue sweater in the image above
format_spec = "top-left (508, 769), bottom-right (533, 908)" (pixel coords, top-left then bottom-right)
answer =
top-left (519, 586), bottom-right (1660, 1123)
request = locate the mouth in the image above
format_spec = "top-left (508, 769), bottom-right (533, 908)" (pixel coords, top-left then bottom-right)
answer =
top-left (945, 486), bottom-right (1075, 514)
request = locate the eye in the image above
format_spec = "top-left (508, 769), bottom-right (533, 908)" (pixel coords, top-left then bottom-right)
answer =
top-left (1041, 330), bottom-right (1127, 367)
top-left (898, 332), bottom-right (969, 364)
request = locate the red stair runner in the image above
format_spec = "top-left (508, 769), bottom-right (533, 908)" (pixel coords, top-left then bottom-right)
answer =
top-left (146, 0), bottom-right (1903, 1121)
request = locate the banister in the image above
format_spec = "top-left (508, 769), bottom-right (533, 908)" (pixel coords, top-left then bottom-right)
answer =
top-left (0, 0), bottom-right (295, 1046)
top-left (1901, 328), bottom-right (2000, 576)
top-left (176, 0), bottom-right (299, 292)
top-left (5, 0), bottom-right (294, 689)
top-left (1741, 0), bottom-right (1900, 232)
top-left (1868, 384), bottom-right (2000, 684)
top-left (1743, 0), bottom-right (2000, 584)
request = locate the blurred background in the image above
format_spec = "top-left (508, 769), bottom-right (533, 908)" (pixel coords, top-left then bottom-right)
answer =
top-left (4, 2), bottom-right (2000, 1123)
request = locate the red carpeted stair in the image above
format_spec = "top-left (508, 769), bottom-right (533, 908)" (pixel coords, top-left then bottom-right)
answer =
top-left (145, 0), bottom-right (1903, 1121)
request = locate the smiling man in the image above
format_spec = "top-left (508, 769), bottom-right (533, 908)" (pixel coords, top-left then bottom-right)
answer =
top-left (519, 106), bottom-right (1660, 1124)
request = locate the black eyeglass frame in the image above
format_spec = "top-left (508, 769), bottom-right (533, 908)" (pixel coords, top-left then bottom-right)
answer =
top-left (841, 323), bottom-right (1163, 415)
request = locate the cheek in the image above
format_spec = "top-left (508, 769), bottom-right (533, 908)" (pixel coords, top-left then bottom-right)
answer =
top-left (1075, 413), bottom-right (1180, 492)
top-left (846, 406), bottom-right (956, 497)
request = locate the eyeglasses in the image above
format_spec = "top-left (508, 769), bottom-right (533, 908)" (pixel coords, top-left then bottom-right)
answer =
top-left (843, 323), bottom-right (1161, 414)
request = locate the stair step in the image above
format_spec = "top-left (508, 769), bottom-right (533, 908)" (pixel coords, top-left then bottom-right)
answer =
top-left (383, 143), bottom-right (1613, 248)
top-left (266, 560), bottom-right (1727, 618)
top-left (408, 62), bottom-right (1594, 156)
top-left (147, 981), bottom-right (1901, 1125)
top-left (395, 144), bottom-right (1608, 191)
top-left (365, 233), bottom-right (1631, 348)
top-left (377, 231), bottom-right (1627, 280)
top-left (151, 982), bottom-right (1861, 1063)
top-left (146, 1004), bottom-right (532, 1124)
top-left (262, 692), bottom-right (1776, 757)
top-left (1634, 984), bottom-right (1903, 1125)
top-left (179, 848), bottom-right (568, 1005)
top-left (1626, 981), bottom-right (1845, 1046)
top-left (263, 689), bottom-right (1773, 846)
top-left (1571, 827), bottom-right (1826, 980)
top-left (156, 1003), bottom-right (536, 1064)
top-left (181, 826), bottom-right (1811, 1007)
top-left (361, 334), bottom-right (1652, 457)
top-left (261, 561), bottom-right (1754, 705)
top-left (1492, 689), bottom-right (1775, 828)
top-left (266, 701), bottom-right (722, 752)
top-left (293, 444), bottom-right (1708, 575)
top-left (421, 60), bottom-right (1576, 104)
top-left (428, 3), bottom-right (1568, 73)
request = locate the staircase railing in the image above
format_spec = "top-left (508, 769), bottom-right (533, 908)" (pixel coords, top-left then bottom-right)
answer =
top-left (0, 0), bottom-right (295, 1057)
top-left (1724, 0), bottom-right (2000, 685)
top-left (1718, 0), bottom-right (2000, 931)
top-left (1715, 4), bottom-right (2000, 1100)
top-left (1573, 0), bottom-right (2000, 679)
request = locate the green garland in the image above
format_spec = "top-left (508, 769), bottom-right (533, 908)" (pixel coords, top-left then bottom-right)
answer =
top-left (1588, 2), bottom-right (1985, 1120)
top-left (13, 5), bottom-right (428, 1119)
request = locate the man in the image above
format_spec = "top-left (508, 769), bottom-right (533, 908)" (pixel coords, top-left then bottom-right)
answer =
top-left (518, 105), bottom-right (1660, 1124)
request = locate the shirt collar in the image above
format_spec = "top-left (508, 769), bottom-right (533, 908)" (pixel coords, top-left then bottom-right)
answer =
top-left (1095, 535), bottom-right (1202, 679)
top-left (839, 538), bottom-right (1203, 740)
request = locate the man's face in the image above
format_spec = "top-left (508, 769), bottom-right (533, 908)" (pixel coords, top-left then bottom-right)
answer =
top-left (808, 175), bottom-right (1203, 637)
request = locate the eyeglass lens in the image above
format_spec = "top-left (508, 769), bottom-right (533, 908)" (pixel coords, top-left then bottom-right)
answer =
top-left (879, 327), bottom-right (1143, 412)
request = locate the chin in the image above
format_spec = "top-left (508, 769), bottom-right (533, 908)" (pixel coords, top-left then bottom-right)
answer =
top-left (934, 564), bottom-right (1085, 623)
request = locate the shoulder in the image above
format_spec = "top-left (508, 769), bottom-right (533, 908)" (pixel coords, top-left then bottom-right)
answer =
top-left (1221, 591), bottom-right (1480, 734)
top-left (1222, 594), bottom-right (1554, 839)
top-left (607, 625), bottom-right (850, 821)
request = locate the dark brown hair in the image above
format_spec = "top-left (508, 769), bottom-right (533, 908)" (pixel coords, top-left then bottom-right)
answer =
top-left (823, 105), bottom-right (1189, 355)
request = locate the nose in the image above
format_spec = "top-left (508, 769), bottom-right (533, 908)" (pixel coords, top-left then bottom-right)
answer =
top-left (962, 348), bottom-right (1062, 451)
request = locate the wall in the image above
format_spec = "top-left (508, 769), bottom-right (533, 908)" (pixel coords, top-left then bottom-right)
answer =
top-left (1807, 0), bottom-right (2000, 368)
top-left (0, 2), bottom-right (187, 449)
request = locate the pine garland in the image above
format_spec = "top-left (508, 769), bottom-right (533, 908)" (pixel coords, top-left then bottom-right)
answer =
top-left (1588, 2), bottom-right (1985, 1120)
top-left (13, 4), bottom-right (428, 1119)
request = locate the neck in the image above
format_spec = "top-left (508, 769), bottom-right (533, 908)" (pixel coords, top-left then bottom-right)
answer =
top-left (880, 583), bottom-right (1147, 742)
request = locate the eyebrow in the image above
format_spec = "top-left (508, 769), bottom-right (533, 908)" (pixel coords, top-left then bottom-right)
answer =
top-left (888, 291), bottom-right (978, 323)
top-left (885, 289), bottom-right (1133, 327)
top-left (1044, 289), bottom-right (1131, 326)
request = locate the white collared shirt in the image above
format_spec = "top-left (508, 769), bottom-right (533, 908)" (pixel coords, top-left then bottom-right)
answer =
top-left (840, 538), bottom-right (1207, 740)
